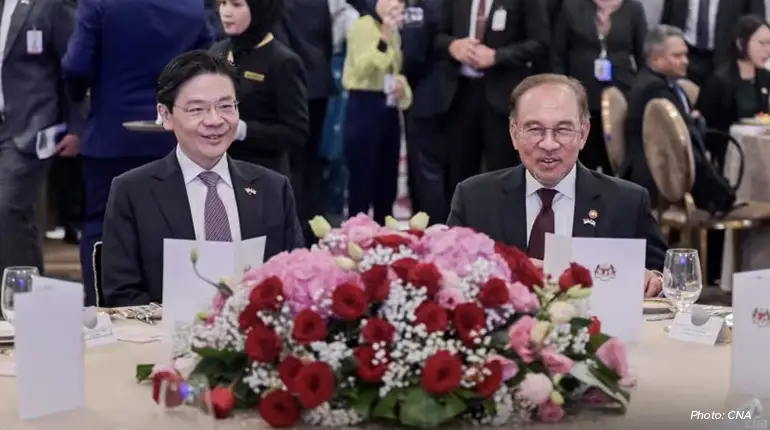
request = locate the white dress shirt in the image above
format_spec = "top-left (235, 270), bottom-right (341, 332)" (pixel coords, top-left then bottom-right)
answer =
top-left (524, 166), bottom-right (577, 244)
top-left (175, 146), bottom-right (241, 241)
top-left (0, 0), bottom-right (19, 111)
top-left (461, 0), bottom-right (493, 78)
top-left (684, 0), bottom-right (719, 50)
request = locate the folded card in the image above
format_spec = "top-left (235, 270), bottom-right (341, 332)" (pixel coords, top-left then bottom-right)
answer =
top-left (731, 269), bottom-right (770, 399)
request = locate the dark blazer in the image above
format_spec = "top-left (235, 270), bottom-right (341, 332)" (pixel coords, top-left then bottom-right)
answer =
top-left (552, 0), bottom-right (647, 111)
top-left (698, 63), bottom-right (770, 134)
top-left (62, 0), bottom-right (215, 159)
top-left (101, 152), bottom-right (305, 306)
top-left (210, 38), bottom-right (309, 176)
top-left (446, 164), bottom-right (667, 271)
top-left (434, 0), bottom-right (549, 115)
top-left (660, 0), bottom-right (764, 66)
top-left (402, 0), bottom-right (445, 118)
top-left (623, 67), bottom-right (693, 203)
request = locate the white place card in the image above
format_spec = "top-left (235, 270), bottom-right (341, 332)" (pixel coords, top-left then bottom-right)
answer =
top-left (84, 313), bottom-right (116, 348)
top-left (15, 287), bottom-right (84, 420)
top-left (545, 236), bottom-right (646, 344)
top-left (732, 269), bottom-right (770, 399)
top-left (668, 311), bottom-right (725, 345)
top-left (543, 233), bottom-right (572, 279)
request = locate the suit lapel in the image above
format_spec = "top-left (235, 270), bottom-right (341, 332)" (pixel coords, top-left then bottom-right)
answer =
top-left (151, 153), bottom-right (195, 240)
top-left (228, 158), bottom-right (263, 240)
top-left (5, 0), bottom-right (33, 59)
top-left (571, 164), bottom-right (604, 238)
top-left (500, 166), bottom-right (528, 250)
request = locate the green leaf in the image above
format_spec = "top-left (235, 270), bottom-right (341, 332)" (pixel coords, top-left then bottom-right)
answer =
top-left (351, 387), bottom-right (378, 419)
top-left (570, 317), bottom-right (592, 328)
top-left (589, 333), bottom-right (610, 351)
top-left (135, 364), bottom-right (154, 383)
top-left (191, 347), bottom-right (245, 365)
top-left (454, 387), bottom-right (479, 400)
top-left (569, 361), bottom-right (630, 413)
top-left (399, 387), bottom-right (467, 428)
top-left (233, 379), bottom-right (261, 409)
top-left (489, 330), bottom-right (510, 349)
top-left (372, 388), bottom-right (403, 420)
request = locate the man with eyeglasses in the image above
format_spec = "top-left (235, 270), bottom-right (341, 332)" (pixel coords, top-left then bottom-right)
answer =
top-left (447, 73), bottom-right (667, 297)
top-left (99, 51), bottom-right (304, 307)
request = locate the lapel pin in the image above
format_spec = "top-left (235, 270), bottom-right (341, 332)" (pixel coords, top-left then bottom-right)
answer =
top-left (588, 209), bottom-right (598, 220)
top-left (582, 218), bottom-right (596, 227)
top-left (245, 187), bottom-right (256, 195)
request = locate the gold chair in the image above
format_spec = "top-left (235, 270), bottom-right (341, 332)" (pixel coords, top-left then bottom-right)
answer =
top-left (643, 98), bottom-right (770, 276)
top-left (600, 87), bottom-right (627, 175)
top-left (677, 78), bottom-right (700, 106)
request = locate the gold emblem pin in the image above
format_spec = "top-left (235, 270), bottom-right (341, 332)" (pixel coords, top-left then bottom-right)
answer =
top-left (588, 209), bottom-right (598, 220)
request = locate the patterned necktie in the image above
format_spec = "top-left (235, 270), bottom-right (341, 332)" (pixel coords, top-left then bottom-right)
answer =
top-left (695, 0), bottom-right (710, 50)
top-left (475, 0), bottom-right (486, 40)
top-left (198, 171), bottom-right (233, 242)
top-left (527, 188), bottom-right (558, 260)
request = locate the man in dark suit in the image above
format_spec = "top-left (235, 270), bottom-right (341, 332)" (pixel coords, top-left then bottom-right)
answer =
top-left (434, 0), bottom-right (549, 201)
top-left (660, 0), bottom-right (764, 86)
top-left (101, 51), bottom-right (304, 307)
top-left (63, 0), bottom-right (216, 305)
top-left (623, 25), bottom-right (693, 206)
top-left (447, 73), bottom-right (666, 297)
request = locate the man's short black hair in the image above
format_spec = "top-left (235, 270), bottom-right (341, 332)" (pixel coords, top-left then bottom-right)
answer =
top-left (156, 50), bottom-right (239, 111)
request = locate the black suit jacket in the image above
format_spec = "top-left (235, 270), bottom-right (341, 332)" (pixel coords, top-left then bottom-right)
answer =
top-left (434, 0), bottom-right (549, 114)
top-left (698, 63), bottom-right (770, 134)
top-left (552, 0), bottom-right (647, 111)
top-left (101, 152), bottom-right (305, 306)
top-left (660, 0), bottom-right (764, 66)
top-left (447, 164), bottom-right (667, 271)
top-left (623, 67), bottom-right (694, 204)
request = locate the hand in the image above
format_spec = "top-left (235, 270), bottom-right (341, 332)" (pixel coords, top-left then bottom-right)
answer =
top-left (390, 78), bottom-right (406, 101)
top-left (469, 44), bottom-right (496, 69)
top-left (55, 133), bottom-right (80, 157)
top-left (691, 110), bottom-right (702, 119)
top-left (644, 270), bottom-right (663, 298)
top-left (448, 37), bottom-right (479, 66)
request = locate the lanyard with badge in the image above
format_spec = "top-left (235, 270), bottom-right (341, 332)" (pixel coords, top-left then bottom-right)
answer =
top-left (26, 26), bottom-right (43, 55)
top-left (594, 32), bottom-right (612, 82)
top-left (403, 0), bottom-right (424, 28)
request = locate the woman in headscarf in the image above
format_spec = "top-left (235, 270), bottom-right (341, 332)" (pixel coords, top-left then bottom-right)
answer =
top-left (551, 0), bottom-right (647, 174)
top-left (212, 0), bottom-right (309, 176)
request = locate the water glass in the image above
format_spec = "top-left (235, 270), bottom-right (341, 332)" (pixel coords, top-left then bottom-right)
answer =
top-left (156, 373), bottom-right (215, 428)
top-left (0, 266), bottom-right (39, 322)
top-left (662, 249), bottom-right (703, 315)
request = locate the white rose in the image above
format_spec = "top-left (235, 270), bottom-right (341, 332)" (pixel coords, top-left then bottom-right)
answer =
top-left (384, 215), bottom-right (400, 229)
top-left (518, 372), bottom-right (553, 405)
top-left (530, 321), bottom-right (550, 345)
top-left (333, 256), bottom-right (356, 271)
top-left (409, 212), bottom-right (430, 230)
top-left (309, 216), bottom-right (332, 238)
top-left (548, 302), bottom-right (577, 325)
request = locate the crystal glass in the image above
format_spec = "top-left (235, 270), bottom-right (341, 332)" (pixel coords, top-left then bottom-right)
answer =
top-left (662, 249), bottom-right (703, 315)
top-left (156, 373), bottom-right (215, 428)
top-left (0, 266), bottom-right (39, 322)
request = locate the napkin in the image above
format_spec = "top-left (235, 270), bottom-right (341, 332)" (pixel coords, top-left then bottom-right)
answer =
top-left (113, 325), bottom-right (162, 344)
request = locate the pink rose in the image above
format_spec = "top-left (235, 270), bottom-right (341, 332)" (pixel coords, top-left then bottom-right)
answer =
top-left (507, 316), bottom-right (535, 363)
top-left (539, 347), bottom-right (574, 376)
top-left (436, 288), bottom-right (466, 310)
top-left (518, 372), bottom-right (552, 404)
top-left (488, 354), bottom-right (519, 381)
top-left (596, 338), bottom-right (636, 388)
top-left (439, 269), bottom-right (462, 292)
top-left (538, 399), bottom-right (565, 423)
top-left (508, 281), bottom-right (540, 313)
top-left (415, 226), bottom-right (511, 279)
top-left (339, 214), bottom-right (382, 247)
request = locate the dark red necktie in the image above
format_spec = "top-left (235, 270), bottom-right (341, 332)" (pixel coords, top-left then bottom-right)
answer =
top-left (475, 0), bottom-right (486, 40)
top-left (527, 188), bottom-right (557, 260)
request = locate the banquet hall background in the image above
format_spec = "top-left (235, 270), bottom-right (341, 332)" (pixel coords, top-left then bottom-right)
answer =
top-left (25, 0), bottom-right (770, 306)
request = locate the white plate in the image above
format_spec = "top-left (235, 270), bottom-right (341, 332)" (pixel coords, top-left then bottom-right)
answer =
top-left (643, 298), bottom-right (671, 314)
top-left (739, 118), bottom-right (770, 126)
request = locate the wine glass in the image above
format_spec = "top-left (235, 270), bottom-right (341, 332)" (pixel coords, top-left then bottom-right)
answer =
top-left (156, 373), bottom-right (215, 428)
top-left (0, 266), bottom-right (39, 323)
top-left (662, 249), bottom-right (703, 325)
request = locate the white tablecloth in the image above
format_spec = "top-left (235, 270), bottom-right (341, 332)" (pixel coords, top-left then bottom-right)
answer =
top-left (0, 320), bottom-right (733, 430)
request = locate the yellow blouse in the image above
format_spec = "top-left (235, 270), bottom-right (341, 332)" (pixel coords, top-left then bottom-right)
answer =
top-left (342, 15), bottom-right (413, 110)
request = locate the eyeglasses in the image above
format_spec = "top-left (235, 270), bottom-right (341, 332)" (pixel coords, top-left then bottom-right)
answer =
top-left (517, 126), bottom-right (579, 145)
top-left (176, 100), bottom-right (239, 119)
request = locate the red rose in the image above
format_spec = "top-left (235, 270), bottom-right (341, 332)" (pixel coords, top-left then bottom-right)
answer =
top-left (258, 389), bottom-right (300, 428)
top-left (249, 276), bottom-right (284, 310)
top-left (331, 283), bottom-right (368, 321)
top-left (209, 386), bottom-right (235, 418)
top-left (473, 361), bottom-right (503, 399)
top-left (453, 302), bottom-right (485, 347)
top-left (494, 242), bottom-right (524, 275)
top-left (278, 356), bottom-right (304, 392)
top-left (354, 345), bottom-right (388, 383)
top-left (374, 234), bottom-right (413, 249)
top-left (391, 257), bottom-right (418, 281)
top-left (478, 278), bottom-right (510, 308)
top-left (245, 324), bottom-right (282, 363)
top-left (361, 265), bottom-right (390, 302)
top-left (407, 229), bottom-right (425, 238)
top-left (238, 303), bottom-right (260, 332)
top-left (420, 350), bottom-right (462, 394)
top-left (588, 316), bottom-right (601, 336)
top-left (407, 263), bottom-right (442, 296)
top-left (152, 370), bottom-right (184, 407)
top-left (415, 301), bottom-right (448, 332)
top-left (558, 263), bottom-right (593, 291)
top-left (516, 256), bottom-right (545, 290)
top-left (361, 317), bottom-right (395, 343)
top-left (292, 309), bottom-right (327, 344)
top-left (294, 361), bottom-right (336, 408)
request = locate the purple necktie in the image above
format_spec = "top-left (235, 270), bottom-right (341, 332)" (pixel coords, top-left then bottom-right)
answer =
top-left (527, 188), bottom-right (557, 260)
top-left (198, 171), bottom-right (232, 242)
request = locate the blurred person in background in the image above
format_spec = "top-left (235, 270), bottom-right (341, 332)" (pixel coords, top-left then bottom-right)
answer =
top-left (552, 0), bottom-right (647, 173)
top-left (213, 0), bottom-right (308, 177)
top-left (62, 0), bottom-right (215, 306)
top-left (342, 0), bottom-right (413, 224)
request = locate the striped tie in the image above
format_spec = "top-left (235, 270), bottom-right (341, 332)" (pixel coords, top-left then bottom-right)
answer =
top-left (198, 171), bottom-right (232, 242)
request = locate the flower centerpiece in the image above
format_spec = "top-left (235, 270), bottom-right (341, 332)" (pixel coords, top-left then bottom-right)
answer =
top-left (142, 213), bottom-right (635, 428)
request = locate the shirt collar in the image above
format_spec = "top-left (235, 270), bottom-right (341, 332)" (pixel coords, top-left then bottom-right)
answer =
top-left (175, 145), bottom-right (232, 188)
top-left (525, 164), bottom-right (577, 199)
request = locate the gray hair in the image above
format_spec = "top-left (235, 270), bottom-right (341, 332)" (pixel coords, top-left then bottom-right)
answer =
top-left (643, 25), bottom-right (685, 60)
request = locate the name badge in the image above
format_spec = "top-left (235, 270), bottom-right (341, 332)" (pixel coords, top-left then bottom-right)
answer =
top-left (26, 30), bottom-right (43, 55)
top-left (491, 8), bottom-right (506, 32)
top-left (383, 74), bottom-right (397, 107)
top-left (403, 6), bottom-right (424, 27)
top-left (594, 58), bottom-right (612, 82)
